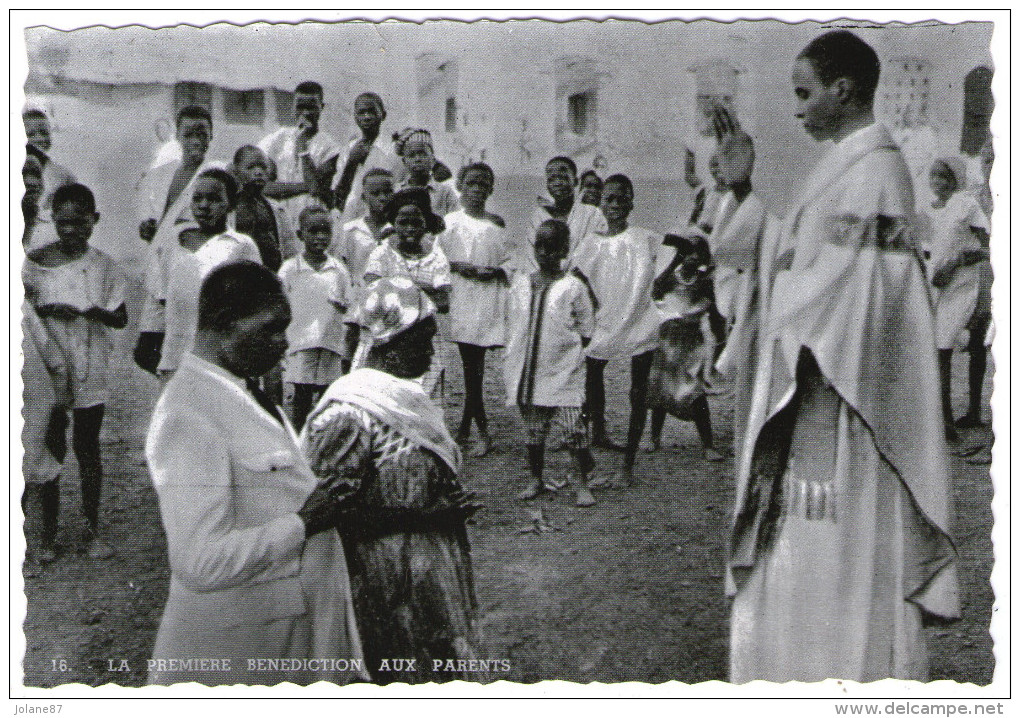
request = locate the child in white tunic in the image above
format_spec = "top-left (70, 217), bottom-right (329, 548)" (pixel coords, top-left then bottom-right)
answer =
top-left (438, 163), bottom-right (514, 457)
top-left (526, 156), bottom-right (607, 272)
top-left (334, 168), bottom-right (394, 284)
top-left (364, 188), bottom-right (452, 401)
top-left (925, 158), bottom-right (990, 439)
top-left (393, 128), bottom-right (460, 217)
top-left (572, 174), bottom-right (662, 486)
top-left (505, 220), bottom-right (597, 507)
top-left (158, 169), bottom-right (261, 375)
top-left (22, 183), bottom-right (127, 560)
top-left (279, 205), bottom-right (354, 429)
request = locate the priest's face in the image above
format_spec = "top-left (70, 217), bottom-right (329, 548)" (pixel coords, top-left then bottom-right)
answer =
top-left (792, 58), bottom-right (843, 142)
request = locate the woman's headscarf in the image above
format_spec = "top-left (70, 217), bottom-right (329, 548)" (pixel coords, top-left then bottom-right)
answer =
top-left (349, 277), bottom-right (437, 371)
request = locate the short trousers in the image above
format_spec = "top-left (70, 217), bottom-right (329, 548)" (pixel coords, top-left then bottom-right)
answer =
top-left (518, 405), bottom-right (588, 449)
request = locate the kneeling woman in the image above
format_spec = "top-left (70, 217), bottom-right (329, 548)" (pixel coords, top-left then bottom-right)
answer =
top-left (302, 277), bottom-right (482, 684)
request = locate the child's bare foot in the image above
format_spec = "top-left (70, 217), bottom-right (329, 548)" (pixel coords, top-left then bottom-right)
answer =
top-left (643, 440), bottom-right (661, 453)
top-left (87, 539), bottom-right (114, 560)
top-left (543, 475), bottom-right (567, 492)
top-left (609, 466), bottom-right (635, 488)
top-left (468, 433), bottom-right (490, 458)
top-left (38, 541), bottom-right (57, 564)
top-left (517, 480), bottom-right (544, 501)
top-left (703, 446), bottom-right (726, 462)
top-left (574, 486), bottom-right (596, 507)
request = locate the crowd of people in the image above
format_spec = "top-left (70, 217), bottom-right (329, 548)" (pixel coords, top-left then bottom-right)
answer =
top-left (20, 28), bottom-right (992, 684)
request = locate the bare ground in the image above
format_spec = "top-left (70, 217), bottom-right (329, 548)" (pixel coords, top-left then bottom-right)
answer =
top-left (21, 311), bottom-right (995, 687)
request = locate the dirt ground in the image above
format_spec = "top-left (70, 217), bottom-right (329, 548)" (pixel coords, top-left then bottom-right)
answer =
top-left (20, 292), bottom-right (996, 687)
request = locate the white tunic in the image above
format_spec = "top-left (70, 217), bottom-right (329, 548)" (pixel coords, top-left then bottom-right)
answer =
top-left (332, 135), bottom-right (401, 221)
top-left (259, 127), bottom-right (343, 225)
top-left (925, 192), bottom-right (989, 349)
top-left (572, 226), bottom-right (662, 361)
top-left (278, 254), bottom-right (353, 356)
top-left (504, 272), bottom-right (594, 408)
top-left (437, 209), bottom-right (513, 347)
top-left (334, 215), bottom-right (384, 285)
top-left (22, 246), bottom-right (127, 409)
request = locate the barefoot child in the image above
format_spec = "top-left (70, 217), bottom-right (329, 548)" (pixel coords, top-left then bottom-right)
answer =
top-left (573, 174), bottom-right (662, 485)
top-left (364, 187), bottom-right (451, 399)
top-left (438, 163), bottom-right (513, 457)
top-left (279, 204), bottom-right (354, 429)
top-left (22, 183), bottom-right (128, 560)
top-left (335, 168), bottom-right (394, 283)
top-left (157, 168), bottom-right (261, 375)
top-left (505, 220), bottom-right (596, 506)
top-left (646, 235), bottom-right (725, 461)
top-left (232, 144), bottom-right (299, 272)
top-left (925, 157), bottom-right (990, 440)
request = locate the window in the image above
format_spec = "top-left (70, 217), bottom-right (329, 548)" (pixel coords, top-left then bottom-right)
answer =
top-left (274, 89), bottom-right (295, 126)
top-left (961, 66), bottom-right (993, 156)
top-left (445, 97), bottom-right (457, 133)
top-left (568, 91), bottom-right (595, 136)
top-left (222, 89), bottom-right (265, 126)
top-left (173, 81), bottom-right (212, 113)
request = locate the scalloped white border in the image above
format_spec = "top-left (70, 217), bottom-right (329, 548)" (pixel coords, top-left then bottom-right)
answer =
top-left (8, 7), bottom-right (1011, 710)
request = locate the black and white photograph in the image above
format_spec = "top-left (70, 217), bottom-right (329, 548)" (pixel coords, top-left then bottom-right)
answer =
top-left (11, 8), bottom-right (1008, 705)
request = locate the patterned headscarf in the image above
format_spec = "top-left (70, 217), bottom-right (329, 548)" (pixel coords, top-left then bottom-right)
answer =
top-left (393, 127), bottom-right (433, 157)
top-left (357, 276), bottom-right (437, 345)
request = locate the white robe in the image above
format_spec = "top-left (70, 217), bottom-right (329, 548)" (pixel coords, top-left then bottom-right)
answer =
top-left (925, 193), bottom-right (990, 349)
top-left (727, 123), bottom-right (959, 682)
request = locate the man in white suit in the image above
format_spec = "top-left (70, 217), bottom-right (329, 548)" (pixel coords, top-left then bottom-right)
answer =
top-left (145, 261), bottom-right (366, 685)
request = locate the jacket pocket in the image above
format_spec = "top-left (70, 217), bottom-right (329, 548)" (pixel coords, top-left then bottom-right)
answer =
top-left (235, 449), bottom-right (297, 473)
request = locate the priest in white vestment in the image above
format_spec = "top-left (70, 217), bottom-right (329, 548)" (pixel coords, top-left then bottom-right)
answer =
top-left (718, 30), bottom-right (960, 683)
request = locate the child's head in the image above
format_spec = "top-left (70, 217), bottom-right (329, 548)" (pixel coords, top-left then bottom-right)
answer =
top-left (395, 128), bottom-right (435, 177)
top-left (708, 153), bottom-right (727, 190)
top-left (362, 168), bottom-right (394, 216)
top-left (23, 109), bottom-right (51, 153)
top-left (297, 203), bottom-right (333, 257)
top-left (176, 105), bottom-right (213, 164)
top-left (294, 81), bottom-right (325, 134)
top-left (232, 145), bottom-right (270, 194)
top-left (677, 235), bottom-right (712, 275)
top-left (354, 92), bottom-right (386, 138)
top-left (534, 219), bottom-right (570, 271)
top-left (191, 168), bottom-right (237, 232)
top-left (545, 156), bottom-right (578, 203)
top-left (386, 188), bottom-right (444, 245)
top-left (457, 163), bottom-right (495, 211)
top-left (52, 183), bottom-right (99, 251)
top-left (929, 159), bottom-right (962, 202)
top-left (579, 170), bottom-right (603, 206)
top-left (23, 149), bottom-right (44, 205)
top-left (793, 30), bottom-right (880, 142)
top-left (600, 174), bottom-right (634, 224)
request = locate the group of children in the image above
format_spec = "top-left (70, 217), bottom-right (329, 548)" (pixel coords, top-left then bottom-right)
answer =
top-left (22, 77), bottom-right (989, 564)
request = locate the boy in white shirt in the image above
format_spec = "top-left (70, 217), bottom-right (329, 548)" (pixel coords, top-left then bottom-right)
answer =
top-left (573, 174), bottom-right (662, 486)
top-left (278, 204), bottom-right (354, 428)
